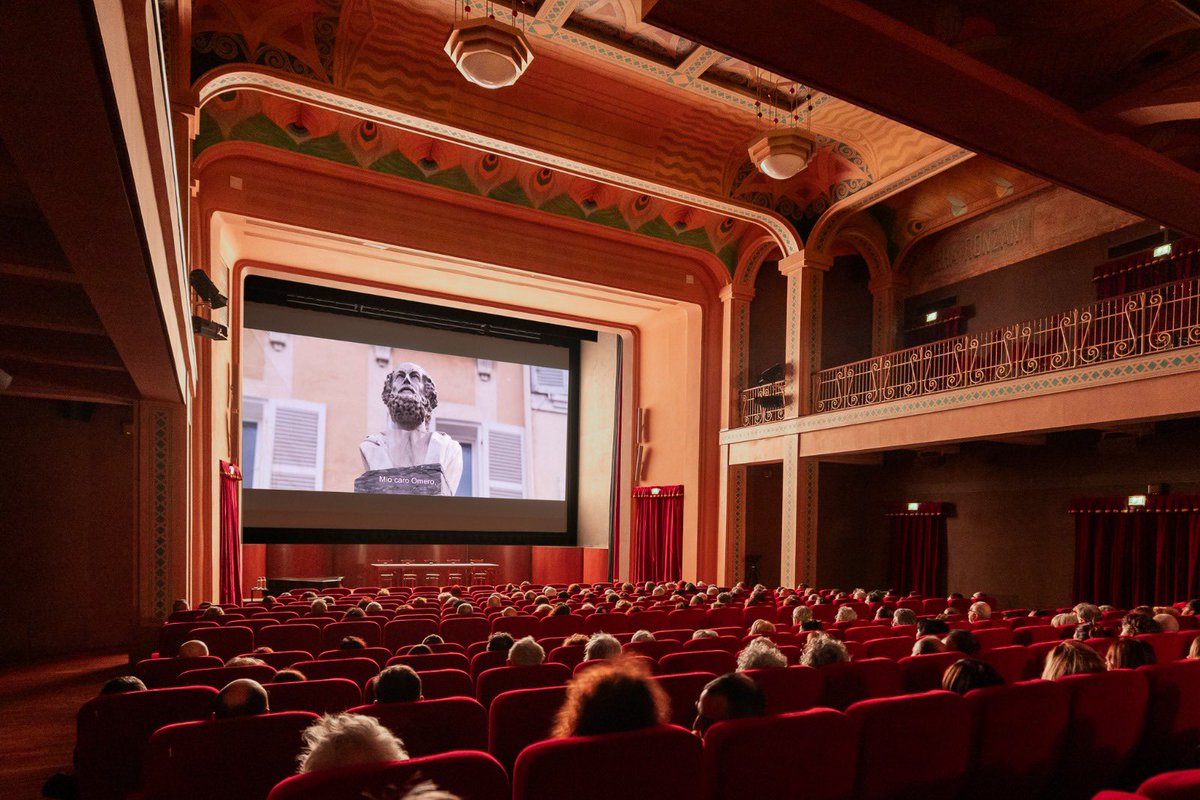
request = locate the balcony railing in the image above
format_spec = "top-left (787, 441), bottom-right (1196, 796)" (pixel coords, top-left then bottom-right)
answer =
top-left (814, 276), bottom-right (1200, 414)
top-left (740, 380), bottom-right (787, 426)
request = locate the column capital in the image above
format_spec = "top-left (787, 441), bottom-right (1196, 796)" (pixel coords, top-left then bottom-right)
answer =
top-left (719, 283), bottom-right (756, 303)
top-left (779, 250), bottom-right (834, 276)
top-left (868, 271), bottom-right (909, 294)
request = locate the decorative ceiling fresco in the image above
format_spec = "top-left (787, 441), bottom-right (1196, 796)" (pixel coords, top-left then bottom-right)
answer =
top-left (187, 0), bottom-right (949, 251)
top-left (196, 89), bottom-right (752, 271)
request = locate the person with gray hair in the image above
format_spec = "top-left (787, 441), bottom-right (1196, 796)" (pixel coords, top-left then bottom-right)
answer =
top-left (792, 605), bottom-right (813, 625)
top-left (178, 639), bottom-right (209, 658)
top-left (691, 629), bottom-right (718, 639)
top-left (967, 602), bottom-right (992, 622)
top-left (507, 636), bottom-right (546, 666)
top-left (584, 632), bottom-right (622, 662)
top-left (892, 608), bottom-right (917, 626)
top-left (310, 598), bottom-right (329, 615)
top-left (630, 630), bottom-right (656, 643)
top-left (1073, 603), bottom-right (1101, 624)
top-left (800, 634), bottom-right (850, 667)
top-left (834, 606), bottom-right (857, 623)
top-left (736, 637), bottom-right (787, 670)
top-left (297, 713), bottom-right (407, 773)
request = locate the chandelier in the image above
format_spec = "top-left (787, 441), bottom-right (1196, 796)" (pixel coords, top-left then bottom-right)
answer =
top-left (747, 74), bottom-right (817, 180)
top-left (445, 1), bottom-right (534, 89)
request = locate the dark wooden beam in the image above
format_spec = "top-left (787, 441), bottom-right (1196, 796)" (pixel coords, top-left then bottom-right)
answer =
top-left (1, 360), bottom-right (137, 404)
top-left (0, 325), bottom-right (126, 371)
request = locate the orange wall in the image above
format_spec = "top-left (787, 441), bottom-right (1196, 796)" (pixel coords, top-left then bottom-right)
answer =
top-left (0, 397), bottom-right (136, 661)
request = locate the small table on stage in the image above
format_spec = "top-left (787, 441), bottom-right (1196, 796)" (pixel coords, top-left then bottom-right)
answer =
top-left (370, 562), bottom-right (499, 587)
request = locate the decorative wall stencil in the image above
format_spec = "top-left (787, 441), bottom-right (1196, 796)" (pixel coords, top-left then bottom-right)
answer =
top-left (152, 409), bottom-right (170, 622)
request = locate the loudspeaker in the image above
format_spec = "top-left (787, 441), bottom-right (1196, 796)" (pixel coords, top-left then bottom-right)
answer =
top-left (192, 315), bottom-right (229, 341)
top-left (189, 269), bottom-right (227, 309)
top-left (0, 368), bottom-right (11, 393)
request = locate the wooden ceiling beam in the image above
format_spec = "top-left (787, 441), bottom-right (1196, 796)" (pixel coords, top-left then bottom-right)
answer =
top-left (0, 360), bottom-right (137, 405)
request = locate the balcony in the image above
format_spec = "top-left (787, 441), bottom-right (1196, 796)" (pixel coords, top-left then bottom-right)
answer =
top-left (814, 276), bottom-right (1200, 414)
top-left (740, 380), bottom-right (787, 426)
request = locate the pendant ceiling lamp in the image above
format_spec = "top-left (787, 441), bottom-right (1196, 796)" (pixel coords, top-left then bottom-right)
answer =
top-left (446, 1), bottom-right (534, 90)
top-left (748, 72), bottom-right (817, 180)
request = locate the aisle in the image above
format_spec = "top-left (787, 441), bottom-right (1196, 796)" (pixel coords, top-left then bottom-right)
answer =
top-left (0, 649), bottom-right (127, 798)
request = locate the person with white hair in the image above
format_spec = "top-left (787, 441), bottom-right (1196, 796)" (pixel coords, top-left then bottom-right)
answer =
top-left (800, 634), bottom-right (850, 667)
top-left (892, 608), bottom-right (917, 626)
top-left (309, 598), bottom-right (328, 615)
top-left (691, 629), bottom-right (718, 639)
top-left (584, 632), bottom-right (622, 661)
top-left (1073, 603), bottom-right (1100, 624)
top-left (507, 636), bottom-right (546, 666)
top-left (178, 639), bottom-right (209, 658)
top-left (967, 601), bottom-right (992, 623)
top-left (1155, 613), bottom-right (1180, 632)
top-left (630, 629), bottom-right (656, 643)
top-left (736, 637), bottom-right (787, 670)
top-left (1050, 612), bottom-right (1079, 627)
top-left (834, 606), bottom-right (857, 623)
top-left (792, 605), bottom-right (813, 626)
top-left (298, 713), bottom-right (407, 773)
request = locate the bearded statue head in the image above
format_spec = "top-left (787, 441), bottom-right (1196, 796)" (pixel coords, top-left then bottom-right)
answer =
top-left (383, 362), bottom-right (438, 428)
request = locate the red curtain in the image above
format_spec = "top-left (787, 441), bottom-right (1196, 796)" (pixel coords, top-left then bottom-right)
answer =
top-left (219, 460), bottom-right (243, 605)
top-left (632, 485), bottom-right (684, 584)
top-left (887, 503), bottom-right (948, 596)
top-left (1071, 495), bottom-right (1200, 607)
top-left (1092, 238), bottom-right (1199, 299)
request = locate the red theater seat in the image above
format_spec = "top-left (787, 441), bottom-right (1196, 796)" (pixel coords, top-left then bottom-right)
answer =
top-left (1136, 632), bottom-right (1183, 664)
top-left (440, 616), bottom-right (491, 648)
top-left (266, 752), bottom-right (510, 800)
top-left (973, 627), bottom-right (1014, 650)
top-left (820, 658), bottom-right (903, 710)
top-left (191, 625), bottom-right (255, 661)
top-left (704, 709), bottom-right (859, 800)
top-left (706, 607), bottom-right (745, 628)
top-left (899, 651), bottom-right (961, 693)
top-left (539, 614), bottom-right (587, 638)
top-left (489, 685), bottom-right (569, 771)
top-left (585, 612), bottom-right (632, 634)
top-left (658, 649), bottom-right (736, 676)
top-left (320, 620), bottom-right (382, 649)
top-left (416, 668), bottom-right (474, 700)
top-left (352, 697), bottom-right (487, 757)
top-left (622, 639), bottom-right (681, 660)
top-left (961, 679), bottom-right (1071, 800)
top-left (743, 606), bottom-right (778, 627)
top-left (546, 644), bottom-right (586, 671)
top-left (134, 655), bottom-right (222, 688)
top-left (470, 649), bottom-right (510, 678)
top-left (667, 608), bottom-right (709, 629)
top-left (847, 691), bottom-right (971, 800)
top-left (387, 652), bottom-right (471, 673)
top-left (75, 686), bottom-right (217, 800)
top-left (177, 663), bottom-right (276, 689)
top-left (1014, 625), bottom-right (1062, 646)
top-left (513, 725), bottom-right (703, 800)
top-left (288, 657), bottom-right (379, 688)
top-left (383, 618), bottom-right (439, 650)
top-left (142, 711), bottom-right (318, 800)
top-left (476, 663), bottom-right (571, 710)
top-left (681, 635), bottom-right (743, 654)
top-left (1054, 669), bottom-right (1149, 798)
top-left (862, 636), bottom-right (914, 660)
top-left (740, 665), bottom-right (824, 715)
top-left (627, 610), bottom-right (670, 632)
top-left (1140, 660), bottom-right (1200, 775)
top-left (317, 646), bottom-right (391, 668)
top-left (978, 645), bottom-right (1034, 684)
top-left (244, 650), bottom-right (311, 670)
top-left (158, 621), bottom-right (218, 657)
top-left (1136, 768), bottom-right (1200, 800)
top-left (843, 625), bottom-right (892, 643)
top-left (265, 678), bottom-right (361, 714)
top-left (490, 614), bottom-right (540, 639)
top-left (257, 623), bottom-right (322, 656)
top-left (651, 671), bottom-right (716, 728)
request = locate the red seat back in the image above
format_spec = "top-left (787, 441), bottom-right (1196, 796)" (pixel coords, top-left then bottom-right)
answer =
top-left (706, 607), bottom-right (745, 628)
top-left (1136, 632), bottom-right (1183, 664)
top-left (471, 649), bottom-right (511, 678)
top-left (387, 652), bottom-right (471, 673)
top-left (383, 618), bottom-right (439, 650)
top-left (142, 711), bottom-right (317, 800)
top-left (820, 658), bottom-right (903, 710)
top-left (743, 665), bottom-right (824, 714)
top-left (704, 708), bottom-right (859, 800)
top-left (158, 621), bottom-right (218, 657)
top-left (843, 625), bottom-right (892, 643)
top-left (490, 614), bottom-right (540, 638)
top-left (899, 651), bottom-right (961, 693)
top-left (622, 639), bottom-right (681, 660)
top-left (177, 664), bottom-right (276, 689)
top-left (265, 678), bottom-right (361, 714)
top-left (191, 625), bottom-right (255, 661)
top-left (681, 635), bottom-right (743, 654)
top-left (658, 649), bottom-right (736, 676)
top-left (352, 697), bottom-right (487, 757)
top-left (627, 610), bottom-right (670, 632)
top-left (1055, 669), bottom-right (1150, 798)
top-left (973, 627), bottom-right (1014, 650)
top-left (476, 663), bottom-right (571, 710)
top-left (743, 606), bottom-right (778, 627)
top-left (546, 644), bottom-right (586, 670)
top-left (585, 612), bottom-right (632, 634)
top-left (539, 614), bottom-right (588, 637)
top-left (412, 668), bottom-right (473, 700)
top-left (513, 725), bottom-right (703, 799)
top-left (962, 680), bottom-right (1071, 800)
top-left (488, 685), bottom-right (570, 770)
top-left (977, 645), bottom-right (1034, 684)
top-left (317, 646), bottom-right (391, 668)
top-left (847, 691), bottom-right (971, 800)
top-left (288, 658), bottom-right (379, 688)
top-left (862, 636), bottom-right (914, 660)
top-left (1140, 660), bottom-right (1200, 776)
top-left (244, 650), bottom-right (311, 670)
top-left (1014, 625), bottom-right (1062, 645)
top-left (256, 623), bottom-right (322, 656)
top-left (134, 656), bottom-right (222, 688)
top-left (266, 751), bottom-right (510, 800)
top-left (650, 671), bottom-right (716, 728)
top-left (439, 616), bottom-right (491, 648)
top-left (1137, 768), bottom-right (1200, 800)
top-left (75, 686), bottom-right (217, 800)
top-left (320, 620), bottom-right (382, 649)
top-left (666, 608), bottom-right (709, 629)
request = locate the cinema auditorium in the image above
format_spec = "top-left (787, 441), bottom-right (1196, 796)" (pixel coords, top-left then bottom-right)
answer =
top-left (5, 1), bottom-right (1200, 798)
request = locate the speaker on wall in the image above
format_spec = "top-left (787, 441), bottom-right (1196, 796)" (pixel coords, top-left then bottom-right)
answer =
top-left (0, 368), bottom-right (11, 393)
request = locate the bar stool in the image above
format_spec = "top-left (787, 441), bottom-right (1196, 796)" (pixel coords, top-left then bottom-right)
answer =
top-left (424, 572), bottom-right (441, 586)
top-left (469, 559), bottom-right (489, 585)
top-left (446, 566), bottom-right (465, 585)
top-left (399, 559), bottom-right (418, 588)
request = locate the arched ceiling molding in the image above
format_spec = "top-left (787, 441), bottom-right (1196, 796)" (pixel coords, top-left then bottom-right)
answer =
top-left (732, 234), bottom-right (786, 289)
top-left (891, 181), bottom-right (1053, 277)
top-left (194, 68), bottom-right (800, 262)
top-left (805, 145), bottom-right (973, 262)
top-left (835, 214), bottom-right (890, 284)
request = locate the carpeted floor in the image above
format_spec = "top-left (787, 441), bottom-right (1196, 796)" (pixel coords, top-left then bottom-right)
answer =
top-left (0, 649), bottom-right (128, 798)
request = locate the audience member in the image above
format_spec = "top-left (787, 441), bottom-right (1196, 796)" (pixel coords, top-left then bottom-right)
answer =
top-left (1121, 612), bottom-right (1161, 636)
top-left (309, 599), bottom-right (328, 615)
top-left (967, 602), bottom-right (992, 623)
top-left (792, 606), bottom-right (813, 625)
top-left (178, 640), bottom-right (209, 658)
top-left (630, 630), bottom-right (656, 643)
top-left (584, 633), bottom-right (622, 662)
top-left (422, 634), bottom-right (444, 646)
top-left (892, 608), bottom-right (917, 626)
top-left (799, 634), bottom-right (849, 667)
top-left (202, 605), bottom-right (225, 620)
top-left (1050, 612), bottom-right (1078, 628)
top-left (1190, 637), bottom-right (1200, 659)
top-left (225, 656), bottom-right (266, 667)
top-left (486, 632), bottom-right (514, 652)
top-left (692, 672), bottom-right (766, 736)
top-left (941, 659), bottom-right (1003, 694)
top-left (297, 713), bottom-right (407, 773)
top-left (214, 679), bottom-right (269, 719)
top-left (834, 606), bottom-right (857, 623)
top-left (373, 665), bottom-right (422, 703)
top-left (99, 676), bottom-right (146, 695)
top-left (748, 619), bottom-right (776, 636)
top-left (1105, 637), bottom-right (1157, 670)
top-left (343, 607), bottom-right (366, 620)
top-left (407, 644), bottom-right (433, 655)
top-left (339, 636), bottom-right (367, 650)
top-left (1042, 641), bottom-right (1106, 680)
top-left (692, 629), bottom-right (718, 639)
top-left (563, 633), bottom-right (590, 648)
top-left (171, 599), bottom-right (189, 614)
top-left (1182, 599), bottom-right (1200, 616)
top-left (552, 658), bottom-right (668, 737)
top-left (916, 618), bottom-right (950, 637)
top-left (1154, 613), bottom-right (1180, 632)
top-left (508, 636), bottom-right (546, 666)
top-left (800, 620), bottom-right (824, 632)
top-left (943, 629), bottom-right (981, 656)
top-left (271, 669), bottom-right (307, 683)
top-left (456, 602), bottom-right (475, 616)
top-left (912, 636), bottom-right (947, 656)
top-left (1073, 603), bottom-right (1101, 624)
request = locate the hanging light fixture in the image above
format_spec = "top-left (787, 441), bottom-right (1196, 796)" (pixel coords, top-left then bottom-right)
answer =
top-left (748, 73), bottom-right (817, 180)
top-left (445, 1), bottom-right (534, 89)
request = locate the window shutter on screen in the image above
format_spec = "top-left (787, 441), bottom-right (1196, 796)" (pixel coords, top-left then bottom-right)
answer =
top-left (262, 399), bottom-right (326, 490)
top-left (530, 367), bottom-right (569, 412)
top-left (485, 423), bottom-right (526, 498)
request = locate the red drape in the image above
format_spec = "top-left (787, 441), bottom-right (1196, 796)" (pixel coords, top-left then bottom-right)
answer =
top-left (1071, 495), bottom-right (1200, 607)
top-left (631, 485), bottom-right (684, 584)
top-left (1092, 238), bottom-right (1200, 299)
top-left (887, 502), bottom-right (948, 596)
top-left (219, 460), bottom-right (243, 605)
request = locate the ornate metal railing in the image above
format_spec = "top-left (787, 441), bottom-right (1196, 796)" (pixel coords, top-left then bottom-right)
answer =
top-left (814, 276), bottom-right (1200, 413)
top-left (740, 380), bottom-right (787, 426)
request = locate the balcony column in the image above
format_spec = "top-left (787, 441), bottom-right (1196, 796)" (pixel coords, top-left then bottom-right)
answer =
top-left (716, 445), bottom-right (747, 586)
top-left (719, 283), bottom-right (755, 428)
top-left (781, 441), bottom-right (818, 586)
top-left (870, 272), bottom-right (907, 356)
top-left (780, 251), bottom-right (833, 417)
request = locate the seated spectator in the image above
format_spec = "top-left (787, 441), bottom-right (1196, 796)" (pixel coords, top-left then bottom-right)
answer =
top-left (630, 630), bottom-right (656, 643)
top-left (1106, 637), bottom-right (1157, 670)
top-left (357, 599), bottom-right (372, 610)
top-left (943, 629), bottom-right (981, 656)
top-left (1050, 612), bottom-right (1078, 627)
top-left (692, 672), bottom-right (766, 737)
top-left (792, 606), bottom-right (813, 626)
top-left (563, 633), bottom-right (590, 648)
top-left (271, 669), bottom-right (307, 683)
top-left (748, 619), bottom-right (776, 636)
top-left (967, 602), bottom-right (992, 623)
top-left (800, 620), bottom-right (824, 632)
top-left (1190, 637), bottom-right (1200, 660)
top-left (365, 601), bottom-right (383, 614)
top-left (913, 636), bottom-right (947, 656)
top-left (309, 599), bottom-right (328, 615)
top-left (486, 632), bottom-right (514, 653)
top-left (1121, 611), bottom-right (1161, 636)
top-left (874, 607), bottom-right (894, 622)
top-left (584, 633), bottom-right (622, 662)
top-left (892, 608), bottom-right (917, 627)
top-left (799, 634), bottom-right (849, 667)
top-left (1042, 641), bottom-right (1106, 680)
top-left (254, 646), bottom-right (275, 655)
top-left (552, 658), bottom-right (668, 737)
top-left (171, 599), bottom-right (189, 614)
top-left (456, 602), bottom-right (475, 616)
top-left (1182, 599), bottom-right (1200, 616)
top-left (1073, 622), bottom-right (1112, 641)
top-left (834, 606), bottom-right (857, 623)
top-left (422, 634), bottom-right (444, 646)
top-left (407, 644), bottom-right (433, 655)
top-left (215, 679), bottom-right (269, 719)
top-left (550, 603), bottom-right (570, 616)
top-left (178, 640), bottom-right (209, 658)
top-left (941, 659), bottom-right (1003, 694)
top-left (100, 676), bottom-right (146, 695)
top-left (501, 606), bottom-right (518, 618)
top-left (1154, 613), bottom-right (1180, 632)
top-left (261, 596), bottom-right (277, 610)
top-left (737, 638), bottom-right (787, 670)
top-left (916, 618), bottom-right (950, 637)
top-left (692, 629), bottom-right (718, 640)
top-left (689, 594), bottom-right (706, 607)
top-left (301, 592), bottom-right (317, 601)
top-left (508, 636), bottom-right (546, 667)
top-left (1073, 603), bottom-right (1100, 624)
top-left (487, 594), bottom-right (503, 610)
top-left (225, 656), bottom-right (266, 667)
top-left (298, 713), bottom-right (407, 773)
top-left (533, 603), bottom-right (553, 617)
top-left (339, 636), bottom-right (368, 650)
top-left (374, 665), bottom-right (422, 703)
